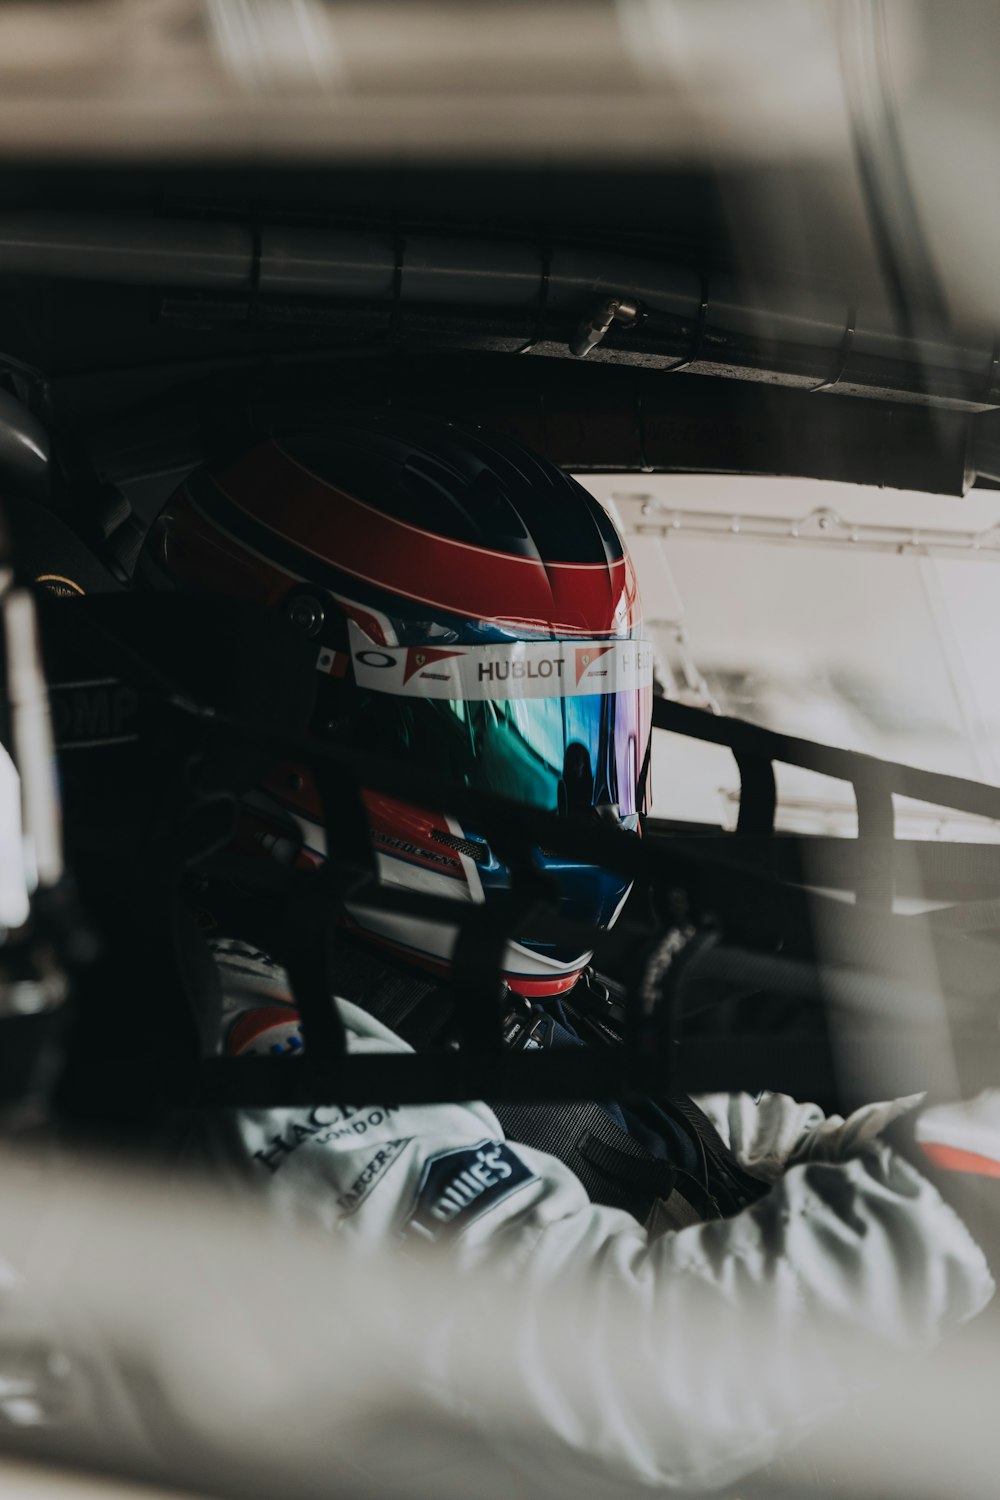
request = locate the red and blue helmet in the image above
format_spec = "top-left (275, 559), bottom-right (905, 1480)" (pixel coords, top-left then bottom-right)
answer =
top-left (144, 414), bottom-right (652, 998)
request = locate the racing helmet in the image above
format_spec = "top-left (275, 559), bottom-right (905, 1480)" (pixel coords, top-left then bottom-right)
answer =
top-left (142, 414), bottom-right (652, 998)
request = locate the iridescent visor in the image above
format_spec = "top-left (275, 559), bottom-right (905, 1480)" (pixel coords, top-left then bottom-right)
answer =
top-left (345, 627), bottom-right (654, 819)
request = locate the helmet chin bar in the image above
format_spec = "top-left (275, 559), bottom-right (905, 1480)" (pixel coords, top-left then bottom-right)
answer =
top-left (24, 593), bottom-right (1000, 1130)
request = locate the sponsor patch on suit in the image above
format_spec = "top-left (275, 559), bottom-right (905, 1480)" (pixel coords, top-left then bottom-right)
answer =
top-left (407, 1140), bottom-right (536, 1241)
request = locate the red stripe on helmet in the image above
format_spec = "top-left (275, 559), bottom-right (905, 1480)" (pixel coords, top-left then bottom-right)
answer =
top-left (213, 444), bottom-right (637, 638)
top-left (507, 971), bottom-right (586, 999)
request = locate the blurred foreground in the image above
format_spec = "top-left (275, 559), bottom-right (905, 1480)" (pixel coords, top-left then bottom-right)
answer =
top-left (0, 1146), bottom-right (987, 1500)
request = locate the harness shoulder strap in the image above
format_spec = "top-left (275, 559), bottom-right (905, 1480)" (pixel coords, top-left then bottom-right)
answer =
top-left (490, 1098), bottom-right (685, 1222)
top-left (330, 939), bottom-right (454, 1047)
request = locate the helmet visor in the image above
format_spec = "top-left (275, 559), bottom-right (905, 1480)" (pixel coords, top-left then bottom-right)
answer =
top-left (345, 630), bottom-right (653, 820)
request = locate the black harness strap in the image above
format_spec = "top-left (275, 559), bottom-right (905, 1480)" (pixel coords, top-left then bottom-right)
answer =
top-left (331, 939), bottom-right (453, 1046)
top-left (490, 1097), bottom-right (682, 1222)
top-left (669, 1095), bottom-right (770, 1210)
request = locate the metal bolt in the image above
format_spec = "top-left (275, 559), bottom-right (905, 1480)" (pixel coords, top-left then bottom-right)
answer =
top-left (286, 594), bottom-right (325, 636)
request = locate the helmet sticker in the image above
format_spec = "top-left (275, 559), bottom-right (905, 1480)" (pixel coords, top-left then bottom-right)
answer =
top-left (348, 622), bottom-right (652, 701)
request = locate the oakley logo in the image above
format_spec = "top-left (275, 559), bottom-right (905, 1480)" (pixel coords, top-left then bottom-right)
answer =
top-left (355, 649), bottom-right (396, 669)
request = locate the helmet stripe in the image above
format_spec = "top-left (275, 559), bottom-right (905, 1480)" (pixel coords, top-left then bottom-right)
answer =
top-left (213, 444), bottom-right (636, 638)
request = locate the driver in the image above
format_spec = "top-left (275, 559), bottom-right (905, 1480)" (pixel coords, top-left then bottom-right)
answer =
top-left (140, 412), bottom-right (995, 1495)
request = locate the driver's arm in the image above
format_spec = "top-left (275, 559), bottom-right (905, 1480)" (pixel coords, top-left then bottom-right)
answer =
top-left (199, 995), bottom-right (994, 1498)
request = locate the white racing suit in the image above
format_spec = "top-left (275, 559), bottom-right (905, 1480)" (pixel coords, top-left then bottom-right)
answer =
top-left (191, 938), bottom-right (996, 1495)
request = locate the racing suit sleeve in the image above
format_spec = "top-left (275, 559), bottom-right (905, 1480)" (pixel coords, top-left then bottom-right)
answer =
top-left (200, 978), bottom-right (995, 1498)
top-left (693, 1088), bottom-right (925, 1181)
